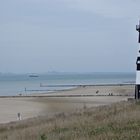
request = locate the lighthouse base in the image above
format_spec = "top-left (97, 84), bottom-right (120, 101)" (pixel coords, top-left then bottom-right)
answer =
top-left (135, 85), bottom-right (140, 99)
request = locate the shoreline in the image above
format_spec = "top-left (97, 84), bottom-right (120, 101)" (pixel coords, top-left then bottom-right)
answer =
top-left (0, 83), bottom-right (135, 98)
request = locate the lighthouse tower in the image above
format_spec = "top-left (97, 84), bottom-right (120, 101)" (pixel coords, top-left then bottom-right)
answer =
top-left (135, 21), bottom-right (140, 99)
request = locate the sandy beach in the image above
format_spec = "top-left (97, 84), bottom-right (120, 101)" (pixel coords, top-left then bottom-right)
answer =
top-left (0, 85), bottom-right (135, 124)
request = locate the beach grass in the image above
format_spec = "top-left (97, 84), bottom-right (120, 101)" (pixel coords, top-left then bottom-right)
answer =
top-left (0, 100), bottom-right (140, 140)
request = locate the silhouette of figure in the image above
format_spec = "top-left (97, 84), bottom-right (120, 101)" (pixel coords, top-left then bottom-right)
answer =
top-left (17, 112), bottom-right (21, 120)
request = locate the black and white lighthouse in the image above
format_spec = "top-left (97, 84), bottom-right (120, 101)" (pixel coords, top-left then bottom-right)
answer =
top-left (135, 21), bottom-right (140, 99)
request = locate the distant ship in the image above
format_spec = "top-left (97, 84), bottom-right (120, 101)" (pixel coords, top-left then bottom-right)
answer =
top-left (29, 74), bottom-right (39, 77)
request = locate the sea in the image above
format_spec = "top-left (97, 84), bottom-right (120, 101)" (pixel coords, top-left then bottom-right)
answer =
top-left (0, 72), bottom-right (136, 96)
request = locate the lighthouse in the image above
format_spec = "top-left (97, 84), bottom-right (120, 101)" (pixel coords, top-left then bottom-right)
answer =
top-left (135, 21), bottom-right (140, 99)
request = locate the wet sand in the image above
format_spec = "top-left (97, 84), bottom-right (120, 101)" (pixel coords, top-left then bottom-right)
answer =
top-left (0, 85), bottom-right (135, 124)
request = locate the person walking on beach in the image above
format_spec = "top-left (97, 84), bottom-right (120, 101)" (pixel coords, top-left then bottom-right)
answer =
top-left (17, 112), bottom-right (21, 121)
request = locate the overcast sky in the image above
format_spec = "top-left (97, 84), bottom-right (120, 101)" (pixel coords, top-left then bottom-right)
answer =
top-left (0, 0), bottom-right (140, 73)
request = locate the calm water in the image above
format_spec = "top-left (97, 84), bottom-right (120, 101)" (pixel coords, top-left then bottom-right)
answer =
top-left (0, 73), bottom-right (135, 96)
